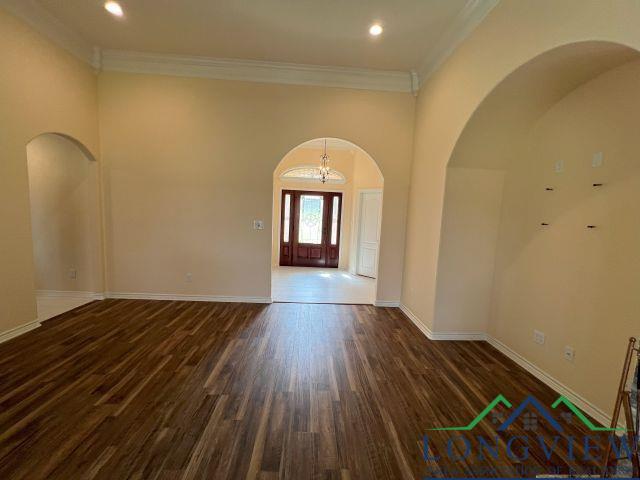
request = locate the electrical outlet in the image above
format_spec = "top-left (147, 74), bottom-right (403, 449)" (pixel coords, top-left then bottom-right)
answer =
top-left (69, 268), bottom-right (77, 280)
top-left (564, 346), bottom-right (575, 362)
top-left (534, 330), bottom-right (545, 345)
top-left (185, 273), bottom-right (193, 283)
top-left (554, 160), bottom-right (564, 173)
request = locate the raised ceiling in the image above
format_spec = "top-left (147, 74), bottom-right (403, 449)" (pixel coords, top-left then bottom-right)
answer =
top-left (35, 0), bottom-right (469, 72)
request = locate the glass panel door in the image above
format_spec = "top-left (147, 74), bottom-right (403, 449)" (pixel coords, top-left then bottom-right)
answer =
top-left (298, 194), bottom-right (324, 244)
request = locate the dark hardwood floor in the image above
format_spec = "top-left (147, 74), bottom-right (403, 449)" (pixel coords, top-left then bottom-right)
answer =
top-left (0, 300), bottom-right (603, 479)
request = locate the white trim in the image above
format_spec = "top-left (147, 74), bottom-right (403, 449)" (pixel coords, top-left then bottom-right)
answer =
top-left (0, 0), bottom-right (497, 92)
top-left (398, 302), bottom-right (617, 428)
top-left (0, 0), bottom-right (96, 66)
top-left (374, 300), bottom-right (400, 308)
top-left (399, 303), bottom-right (487, 340)
top-left (37, 290), bottom-right (105, 301)
top-left (400, 303), bottom-right (435, 338)
top-left (486, 335), bottom-right (617, 429)
top-left (0, 319), bottom-right (41, 345)
top-left (106, 292), bottom-right (272, 304)
top-left (101, 50), bottom-right (414, 93)
top-left (417, 0), bottom-right (500, 85)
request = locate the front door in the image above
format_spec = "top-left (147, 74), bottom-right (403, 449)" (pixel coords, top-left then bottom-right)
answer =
top-left (279, 190), bottom-right (342, 268)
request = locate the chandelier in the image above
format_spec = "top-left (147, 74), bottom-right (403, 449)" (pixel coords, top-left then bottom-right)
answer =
top-left (319, 138), bottom-right (331, 183)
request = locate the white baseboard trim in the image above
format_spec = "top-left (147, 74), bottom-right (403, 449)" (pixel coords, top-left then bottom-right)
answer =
top-left (37, 290), bottom-right (105, 300)
top-left (399, 303), bottom-right (486, 340)
top-left (485, 335), bottom-right (615, 428)
top-left (399, 303), bottom-right (434, 338)
top-left (105, 292), bottom-right (272, 304)
top-left (399, 302), bottom-right (614, 427)
top-left (0, 319), bottom-right (41, 345)
top-left (374, 300), bottom-right (400, 307)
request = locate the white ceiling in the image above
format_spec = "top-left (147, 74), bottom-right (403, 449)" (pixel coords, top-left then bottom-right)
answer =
top-left (34, 0), bottom-right (470, 72)
top-left (1, 0), bottom-right (498, 91)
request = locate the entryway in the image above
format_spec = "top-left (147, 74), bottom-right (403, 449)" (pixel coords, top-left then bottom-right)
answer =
top-left (272, 267), bottom-right (375, 304)
top-left (271, 138), bottom-right (383, 304)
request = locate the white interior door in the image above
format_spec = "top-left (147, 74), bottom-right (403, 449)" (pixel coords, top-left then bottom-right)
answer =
top-left (356, 191), bottom-right (382, 278)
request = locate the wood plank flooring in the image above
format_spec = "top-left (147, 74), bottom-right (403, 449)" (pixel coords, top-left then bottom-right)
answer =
top-left (0, 300), bottom-right (603, 479)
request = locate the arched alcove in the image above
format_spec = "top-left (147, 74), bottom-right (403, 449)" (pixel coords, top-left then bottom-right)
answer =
top-left (433, 41), bottom-right (640, 413)
top-left (271, 137), bottom-right (384, 304)
top-left (26, 133), bottom-right (104, 321)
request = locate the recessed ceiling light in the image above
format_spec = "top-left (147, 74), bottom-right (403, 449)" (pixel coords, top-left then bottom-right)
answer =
top-left (104, 1), bottom-right (124, 17)
top-left (369, 24), bottom-right (383, 36)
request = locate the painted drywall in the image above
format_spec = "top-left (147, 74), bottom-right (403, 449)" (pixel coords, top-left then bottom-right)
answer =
top-left (489, 60), bottom-right (640, 415)
top-left (0, 8), bottom-right (99, 335)
top-left (402, 0), bottom-right (640, 334)
top-left (272, 147), bottom-right (356, 270)
top-left (98, 72), bottom-right (414, 302)
top-left (27, 134), bottom-right (102, 293)
top-left (433, 167), bottom-right (505, 334)
top-left (431, 42), bottom-right (638, 336)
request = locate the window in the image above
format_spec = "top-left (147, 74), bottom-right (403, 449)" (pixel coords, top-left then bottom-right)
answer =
top-left (283, 194), bottom-right (291, 242)
top-left (331, 196), bottom-right (339, 245)
top-left (298, 195), bottom-right (324, 244)
top-left (281, 166), bottom-right (345, 184)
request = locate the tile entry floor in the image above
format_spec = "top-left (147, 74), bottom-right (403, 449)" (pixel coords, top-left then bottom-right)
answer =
top-left (272, 267), bottom-right (376, 304)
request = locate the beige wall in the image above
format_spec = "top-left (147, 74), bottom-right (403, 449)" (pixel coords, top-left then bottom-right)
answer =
top-left (0, 8), bottom-right (100, 334)
top-left (489, 60), bottom-right (640, 414)
top-left (402, 0), bottom-right (640, 419)
top-left (402, 0), bottom-right (640, 332)
top-left (272, 147), bottom-right (356, 270)
top-left (99, 72), bottom-right (413, 302)
top-left (27, 134), bottom-right (102, 293)
top-left (433, 167), bottom-right (504, 334)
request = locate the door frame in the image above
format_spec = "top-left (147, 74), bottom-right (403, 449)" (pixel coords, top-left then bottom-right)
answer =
top-left (351, 188), bottom-right (383, 278)
top-left (275, 186), bottom-right (346, 268)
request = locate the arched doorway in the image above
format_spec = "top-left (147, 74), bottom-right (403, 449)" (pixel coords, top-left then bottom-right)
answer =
top-left (26, 133), bottom-right (103, 321)
top-left (271, 138), bottom-right (384, 304)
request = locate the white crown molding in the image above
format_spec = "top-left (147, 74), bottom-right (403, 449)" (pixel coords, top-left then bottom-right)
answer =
top-left (1, 0), bottom-right (496, 92)
top-left (100, 50), bottom-right (414, 93)
top-left (417, 0), bottom-right (500, 86)
top-left (106, 291), bottom-right (272, 304)
top-left (0, 318), bottom-right (41, 345)
top-left (0, 0), bottom-right (96, 66)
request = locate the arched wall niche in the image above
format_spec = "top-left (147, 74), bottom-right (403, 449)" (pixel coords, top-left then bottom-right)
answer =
top-left (27, 132), bottom-right (99, 163)
top-left (434, 41), bottom-right (640, 334)
top-left (431, 40), bottom-right (640, 416)
top-left (26, 132), bottom-right (105, 302)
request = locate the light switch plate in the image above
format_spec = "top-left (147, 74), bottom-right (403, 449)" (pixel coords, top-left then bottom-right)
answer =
top-left (554, 160), bottom-right (564, 173)
top-left (592, 152), bottom-right (603, 168)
